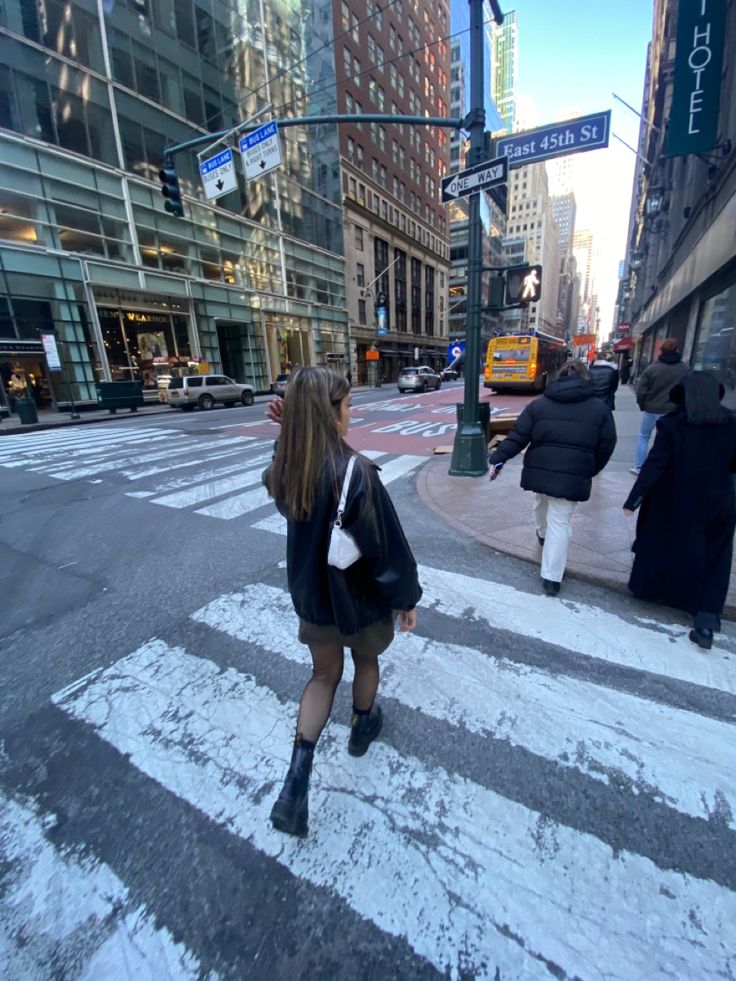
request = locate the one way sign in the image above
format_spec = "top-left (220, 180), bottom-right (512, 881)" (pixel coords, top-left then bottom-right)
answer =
top-left (199, 148), bottom-right (238, 201)
top-left (441, 154), bottom-right (508, 202)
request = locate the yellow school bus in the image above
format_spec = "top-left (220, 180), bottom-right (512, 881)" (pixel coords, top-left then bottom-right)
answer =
top-left (484, 332), bottom-right (568, 392)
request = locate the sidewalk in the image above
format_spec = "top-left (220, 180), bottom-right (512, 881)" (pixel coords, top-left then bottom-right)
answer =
top-left (0, 385), bottom-right (377, 435)
top-left (416, 384), bottom-right (736, 619)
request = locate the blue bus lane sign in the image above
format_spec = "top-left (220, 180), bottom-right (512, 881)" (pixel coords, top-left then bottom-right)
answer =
top-left (496, 110), bottom-right (611, 167)
top-left (199, 148), bottom-right (238, 201)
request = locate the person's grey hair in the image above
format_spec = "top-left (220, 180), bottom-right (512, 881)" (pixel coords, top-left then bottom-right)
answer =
top-left (558, 359), bottom-right (590, 380)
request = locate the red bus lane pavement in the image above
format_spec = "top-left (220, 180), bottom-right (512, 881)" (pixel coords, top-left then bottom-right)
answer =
top-left (345, 387), bottom-right (535, 457)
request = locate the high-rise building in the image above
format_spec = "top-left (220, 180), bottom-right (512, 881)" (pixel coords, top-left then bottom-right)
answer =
top-left (0, 0), bottom-right (348, 409)
top-left (503, 164), bottom-right (561, 336)
top-left (335, 0), bottom-right (452, 383)
top-left (573, 229), bottom-right (598, 335)
top-left (490, 9), bottom-right (517, 135)
top-left (447, 0), bottom-right (506, 348)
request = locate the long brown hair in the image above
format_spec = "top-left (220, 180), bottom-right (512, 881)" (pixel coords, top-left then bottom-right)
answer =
top-left (265, 366), bottom-right (350, 520)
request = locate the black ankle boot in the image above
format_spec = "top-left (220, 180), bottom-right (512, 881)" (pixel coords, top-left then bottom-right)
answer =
top-left (348, 704), bottom-right (383, 757)
top-left (270, 736), bottom-right (314, 837)
top-left (689, 627), bottom-right (714, 651)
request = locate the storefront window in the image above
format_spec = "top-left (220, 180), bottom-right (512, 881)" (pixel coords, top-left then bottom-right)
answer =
top-left (692, 281), bottom-right (736, 411)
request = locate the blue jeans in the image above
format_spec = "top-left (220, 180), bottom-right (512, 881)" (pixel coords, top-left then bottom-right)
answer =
top-left (635, 411), bottom-right (664, 469)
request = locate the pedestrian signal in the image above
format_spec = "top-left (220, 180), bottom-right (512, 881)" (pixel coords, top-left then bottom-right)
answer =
top-left (504, 264), bottom-right (543, 305)
top-left (159, 156), bottom-right (184, 217)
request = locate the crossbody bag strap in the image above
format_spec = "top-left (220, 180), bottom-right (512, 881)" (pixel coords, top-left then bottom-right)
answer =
top-left (334, 455), bottom-right (356, 527)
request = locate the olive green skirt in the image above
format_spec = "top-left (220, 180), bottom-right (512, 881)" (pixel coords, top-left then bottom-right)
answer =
top-left (298, 616), bottom-right (394, 657)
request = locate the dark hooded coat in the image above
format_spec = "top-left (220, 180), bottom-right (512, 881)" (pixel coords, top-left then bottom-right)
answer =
top-left (623, 395), bottom-right (736, 620)
top-left (488, 375), bottom-right (617, 501)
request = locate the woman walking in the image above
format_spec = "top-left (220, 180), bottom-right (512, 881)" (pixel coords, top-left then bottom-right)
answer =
top-left (488, 359), bottom-right (617, 596)
top-left (623, 372), bottom-right (736, 650)
top-left (263, 366), bottom-right (421, 837)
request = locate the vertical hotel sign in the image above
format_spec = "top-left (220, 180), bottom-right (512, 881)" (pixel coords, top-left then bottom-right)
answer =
top-left (667, 0), bottom-right (726, 156)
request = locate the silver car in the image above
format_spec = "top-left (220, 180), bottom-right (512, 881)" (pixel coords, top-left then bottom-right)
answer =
top-left (165, 374), bottom-right (255, 410)
top-left (397, 366), bottom-right (442, 393)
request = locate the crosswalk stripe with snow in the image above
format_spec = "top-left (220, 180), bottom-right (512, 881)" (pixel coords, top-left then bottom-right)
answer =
top-left (418, 563), bottom-right (736, 695)
top-left (51, 639), bottom-right (736, 981)
top-left (0, 792), bottom-right (210, 979)
top-left (192, 581), bottom-right (736, 828)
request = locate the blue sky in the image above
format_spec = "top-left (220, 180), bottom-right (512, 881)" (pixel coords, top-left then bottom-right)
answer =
top-left (506, 0), bottom-right (655, 330)
top-left (512, 0), bottom-right (654, 125)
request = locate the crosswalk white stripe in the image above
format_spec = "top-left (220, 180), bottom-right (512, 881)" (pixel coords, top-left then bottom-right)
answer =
top-left (0, 431), bottom-right (176, 466)
top-left (418, 564), bottom-right (736, 695)
top-left (0, 792), bottom-right (209, 979)
top-left (53, 641), bottom-right (736, 981)
top-left (194, 484), bottom-right (271, 519)
top-left (49, 436), bottom-right (253, 481)
top-left (26, 436), bottom-right (184, 479)
top-left (373, 453), bottom-right (424, 485)
top-left (251, 511), bottom-right (286, 535)
top-left (125, 445), bottom-right (272, 499)
top-left (0, 425), bottom-right (172, 453)
top-left (121, 445), bottom-right (249, 481)
top-left (28, 434), bottom-right (178, 472)
top-left (357, 449), bottom-right (386, 460)
top-left (192, 583), bottom-right (736, 828)
top-left (150, 460), bottom-right (269, 509)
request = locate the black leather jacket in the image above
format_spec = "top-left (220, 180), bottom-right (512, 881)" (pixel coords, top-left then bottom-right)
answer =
top-left (266, 452), bottom-right (422, 636)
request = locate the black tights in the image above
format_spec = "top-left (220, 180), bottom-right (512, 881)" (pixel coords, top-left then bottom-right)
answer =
top-left (296, 643), bottom-right (380, 744)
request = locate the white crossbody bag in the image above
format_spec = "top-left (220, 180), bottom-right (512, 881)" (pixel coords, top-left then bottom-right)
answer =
top-left (327, 455), bottom-right (362, 570)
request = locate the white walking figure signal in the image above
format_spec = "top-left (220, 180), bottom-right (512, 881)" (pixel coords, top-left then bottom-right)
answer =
top-left (521, 268), bottom-right (540, 300)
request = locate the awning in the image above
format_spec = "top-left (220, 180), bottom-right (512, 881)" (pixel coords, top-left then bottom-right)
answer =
top-left (613, 337), bottom-right (633, 351)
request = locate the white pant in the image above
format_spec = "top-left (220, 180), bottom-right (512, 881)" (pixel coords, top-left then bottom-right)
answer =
top-left (533, 494), bottom-right (577, 583)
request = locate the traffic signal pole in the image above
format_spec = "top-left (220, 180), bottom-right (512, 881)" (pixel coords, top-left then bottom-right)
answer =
top-left (449, 0), bottom-right (490, 476)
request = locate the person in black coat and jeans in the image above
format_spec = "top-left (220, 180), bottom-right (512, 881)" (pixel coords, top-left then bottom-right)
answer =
top-left (589, 350), bottom-right (619, 409)
top-left (488, 360), bottom-right (617, 596)
top-left (623, 372), bottom-right (736, 650)
top-left (263, 366), bottom-right (421, 836)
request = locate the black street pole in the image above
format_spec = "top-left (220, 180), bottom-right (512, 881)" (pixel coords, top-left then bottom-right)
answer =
top-left (449, 0), bottom-right (488, 476)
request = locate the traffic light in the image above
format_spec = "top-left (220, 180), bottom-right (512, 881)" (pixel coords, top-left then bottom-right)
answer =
top-left (504, 264), bottom-right (543, 305)
top-left (159, 155), bottom-right (184, 217)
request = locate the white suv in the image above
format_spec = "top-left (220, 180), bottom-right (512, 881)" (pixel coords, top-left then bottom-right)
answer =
top-left (165, 374), bottom-right (255, 410)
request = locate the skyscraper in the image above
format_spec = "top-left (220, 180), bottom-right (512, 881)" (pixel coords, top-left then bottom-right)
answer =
top-left (491, 9), bottom-right (518, 135)
top-left (0, 0), bottom-right (346, 408)
top-left (336, 0), bottom-right (452, 383)
top-left (447, 0), bottom-right (506, 346)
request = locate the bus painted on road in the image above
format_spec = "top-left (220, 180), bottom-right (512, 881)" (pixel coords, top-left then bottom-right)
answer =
top-left (484, 332), bottom-right (568, 392)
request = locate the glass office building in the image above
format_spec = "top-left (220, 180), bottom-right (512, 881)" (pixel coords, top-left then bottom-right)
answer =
top-left (0, 0), bottom-right (346, 409)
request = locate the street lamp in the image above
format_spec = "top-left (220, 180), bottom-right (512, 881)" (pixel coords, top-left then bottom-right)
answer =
top-left (645, 186), bottom-right (666, 218)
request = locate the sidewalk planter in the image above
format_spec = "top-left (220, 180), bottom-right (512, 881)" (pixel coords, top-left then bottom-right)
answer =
top-left (96, 381), bottom-right (145, 414)
top-left (14, 397), bottom-right (39, 425)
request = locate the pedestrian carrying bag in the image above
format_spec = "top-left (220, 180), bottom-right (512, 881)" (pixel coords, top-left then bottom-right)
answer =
top-left (328, 456), bottom-right (362, 570)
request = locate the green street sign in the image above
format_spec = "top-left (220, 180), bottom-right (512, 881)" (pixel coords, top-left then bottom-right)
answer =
top-left (667, 0), bottom-right (726, 156)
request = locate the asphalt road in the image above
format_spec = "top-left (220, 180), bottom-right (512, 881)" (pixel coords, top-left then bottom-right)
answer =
top-left (1, 387), bottom-right (734, 980)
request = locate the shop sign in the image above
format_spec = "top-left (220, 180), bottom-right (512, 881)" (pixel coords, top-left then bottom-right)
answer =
top-left (41, 333), bottom-right (62, 371)
top-left (667, 0), bottom-right (726, 156)
top-left (0, 340), bottom-right (43, 355)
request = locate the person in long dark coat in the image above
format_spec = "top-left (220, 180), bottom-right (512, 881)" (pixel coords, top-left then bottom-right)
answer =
top-left (623, 372), bottom-right (736, 650)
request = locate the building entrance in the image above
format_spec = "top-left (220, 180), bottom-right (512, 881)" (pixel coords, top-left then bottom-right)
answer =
top-left (97, 307), bottom-right (193, 398)
top-left (0, 341), bottom-right (55, 412)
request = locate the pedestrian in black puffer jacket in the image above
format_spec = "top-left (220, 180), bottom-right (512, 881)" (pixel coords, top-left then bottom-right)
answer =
top-left (589, 350), bottom-right (619, 409)
top-left (488, 360), bottom-right (617, 596)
